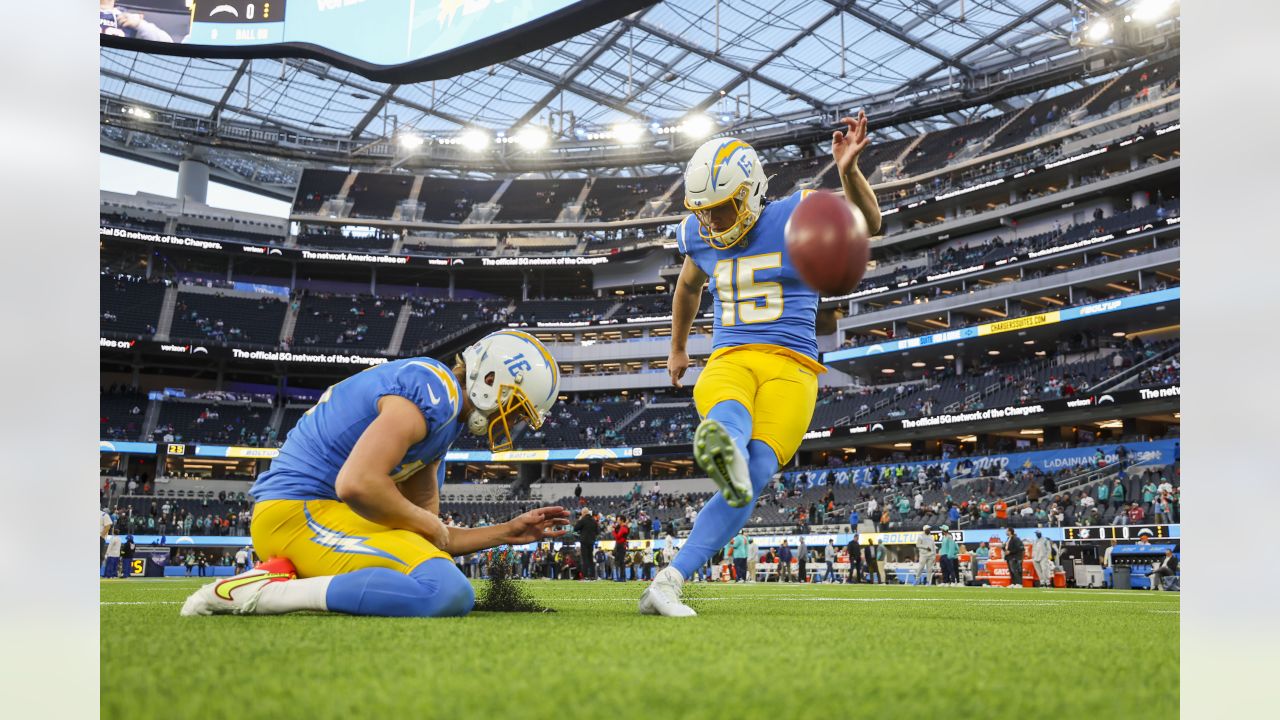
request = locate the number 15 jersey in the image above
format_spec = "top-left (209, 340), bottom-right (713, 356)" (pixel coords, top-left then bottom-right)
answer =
top-left (677, 189), bottom-right (822, 366)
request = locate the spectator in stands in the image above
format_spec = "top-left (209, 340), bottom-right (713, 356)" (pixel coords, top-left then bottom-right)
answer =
top-left (1110, 478), bottom-right (1127, 511)
top-left (1005, 529), bottom-right (1025, 588)
top-left (575, 509), bottom-right (599, 581)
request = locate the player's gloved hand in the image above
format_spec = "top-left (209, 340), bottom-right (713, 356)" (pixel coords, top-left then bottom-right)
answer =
top-left (504, 506), bottom-right (572, 545)
top-left (668, 348), bottom-right (691, 388)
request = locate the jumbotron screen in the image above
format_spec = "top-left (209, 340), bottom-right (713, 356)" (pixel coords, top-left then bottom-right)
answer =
top-left (99, 0), bottom-right (655, 80)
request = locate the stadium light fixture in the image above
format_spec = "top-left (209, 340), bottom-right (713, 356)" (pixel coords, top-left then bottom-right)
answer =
top-left (880, 368), bottom-right (895, 374)
top-left (459, 128), bottom-right (490, 152)
top-left (943, 354), bottom-right (955, 360)
top-left (397, 133), bottom-right (424, 151)
top-left (911, 361), bottom-right (926, 368)
top-left (612, 122), bottom-right (645, 145)
top-left (681, 114), bottom-right (716, 139)
top-left (1084, 18), bottom-right (1112, 43)
top-left (514, 126), bottom-right (549, 150)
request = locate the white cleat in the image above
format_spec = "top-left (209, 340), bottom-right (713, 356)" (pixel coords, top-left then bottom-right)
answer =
top-left (692, 419), bottom-right (752, 508)
top-left (639, 567), bottom-right (697, 617)
top-left (180, 560), bottom-right (295, 616)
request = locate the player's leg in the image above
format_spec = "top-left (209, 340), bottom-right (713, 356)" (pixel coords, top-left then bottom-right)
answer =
top-left (642, 353), bottom-right (815, 616)
top-left (690, 355), bottom-right (757, 509)
top-left (182, 500), bottom-right (471, 618)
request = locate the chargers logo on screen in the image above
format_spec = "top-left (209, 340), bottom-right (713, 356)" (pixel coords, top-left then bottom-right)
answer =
top-left (210, 5), bottom-right (238, 18)
top-left (438, 0), bottom-right (466, 26)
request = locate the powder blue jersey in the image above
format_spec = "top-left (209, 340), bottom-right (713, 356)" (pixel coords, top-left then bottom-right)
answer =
top-left (677, 190), bottom-right (820, 362)
top-left (252, 358), bottom-right (465, 501)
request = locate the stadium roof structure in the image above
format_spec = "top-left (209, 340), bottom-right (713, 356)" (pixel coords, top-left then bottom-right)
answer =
top-left (100, 0), bottom-right (1177, 189)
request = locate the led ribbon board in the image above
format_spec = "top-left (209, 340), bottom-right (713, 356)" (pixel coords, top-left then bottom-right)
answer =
top-left (101, 0), bottom-right (658, 82)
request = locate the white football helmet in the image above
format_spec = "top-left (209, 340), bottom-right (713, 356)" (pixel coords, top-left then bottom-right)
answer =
top-left (459, 330), bottom-right (560, 453)
top-left (683, 137), bottom-right (769, 250)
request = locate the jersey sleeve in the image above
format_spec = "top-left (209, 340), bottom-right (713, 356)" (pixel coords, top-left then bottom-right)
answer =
top-left (378, 360), bottom-right (461, 430)
top-left (676, 215), bottom-right (698, 257)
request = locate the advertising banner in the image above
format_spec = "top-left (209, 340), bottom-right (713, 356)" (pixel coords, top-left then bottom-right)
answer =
top-left (783, 438), bottom-right (1179, 488)
top-left (823, 287), bottom-right (1180, 363)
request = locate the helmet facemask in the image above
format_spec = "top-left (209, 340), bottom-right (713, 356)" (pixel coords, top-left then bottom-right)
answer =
top-left (470, 382), bottom-right (542, 453)
top-left (689, 183), bottom-right (758, 250)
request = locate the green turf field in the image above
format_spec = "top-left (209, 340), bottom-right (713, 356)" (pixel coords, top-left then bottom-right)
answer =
top-left (101, 578), bottom-right (1178, 719)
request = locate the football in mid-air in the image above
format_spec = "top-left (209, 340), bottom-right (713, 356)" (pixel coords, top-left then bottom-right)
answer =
top-left (784, 190), bottom-right (871, 296)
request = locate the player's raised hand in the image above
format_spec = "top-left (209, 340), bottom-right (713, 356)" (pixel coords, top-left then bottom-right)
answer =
top-left (832, 110), bottom-right (872, 176)
top-left (668, 348), bottom-right (691, 388)
top-left (504, 506), bottom-right (573, 545)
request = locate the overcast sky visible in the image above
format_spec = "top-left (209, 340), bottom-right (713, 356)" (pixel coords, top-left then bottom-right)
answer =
top-left (100, 153), bottom-right (292, 217)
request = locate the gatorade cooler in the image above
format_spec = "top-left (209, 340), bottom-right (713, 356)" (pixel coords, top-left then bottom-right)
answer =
top-left (987, 560), bottom-right (1010, 587)
top-left (1053, 570), bottom-right (1067, 588)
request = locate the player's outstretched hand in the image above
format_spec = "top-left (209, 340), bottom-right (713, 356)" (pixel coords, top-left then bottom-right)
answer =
top-left (668, 348), bottom-right (691, 388)
top-left (504, 506), bottom-right (573, 545)
top-left (832, 110), bottom-right (871, 176)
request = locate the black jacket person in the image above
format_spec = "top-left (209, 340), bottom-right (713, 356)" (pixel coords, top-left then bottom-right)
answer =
top-left (575, 510), bottom-right (600, 579)
top-left (1004, 528), bottom-right (1025, 587)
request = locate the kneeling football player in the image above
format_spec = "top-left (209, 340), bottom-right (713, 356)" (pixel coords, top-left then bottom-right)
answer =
top-left (181, 330), bottom-right (568, 618)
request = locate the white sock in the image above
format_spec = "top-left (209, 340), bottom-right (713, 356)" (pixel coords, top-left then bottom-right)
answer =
top-left (252, 577), bottom-right (332, 614)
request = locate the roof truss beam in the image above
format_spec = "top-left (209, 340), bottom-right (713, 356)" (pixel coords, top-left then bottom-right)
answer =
top-left (102, 66), bottom-right (314, 134)
top-left (211, 60), bottom-right (250, 119)
top-left (625, 16), bottom-right (829, 114)
top-left (898, 0), bottom-right (1062, 93)
top-left (503, 58), bottom-right (645, 121)
top-left (824, 0), bottom-right (972, 74)
top-left (506, 12), bottom-right (646, 133)
top-left (350, 84), bottom-right (400, 139)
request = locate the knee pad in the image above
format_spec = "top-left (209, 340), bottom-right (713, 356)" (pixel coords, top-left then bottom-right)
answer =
top-left (409, 558), bottom-right (475, 618)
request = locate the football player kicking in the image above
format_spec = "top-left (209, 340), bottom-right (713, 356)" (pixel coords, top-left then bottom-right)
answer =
top-left (639, 112), bottom-right (883, 616)
top-left (181, 330), bottom-right (569, 618)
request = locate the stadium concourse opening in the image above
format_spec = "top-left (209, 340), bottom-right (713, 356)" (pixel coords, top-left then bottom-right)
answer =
top-left (100, 1), bottom-right (1181, 718)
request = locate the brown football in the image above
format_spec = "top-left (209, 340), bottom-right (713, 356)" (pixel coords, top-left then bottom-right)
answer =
top-left (784, 190), bottom-right (871, 297)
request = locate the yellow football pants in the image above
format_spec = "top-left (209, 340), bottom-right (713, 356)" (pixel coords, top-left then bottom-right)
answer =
top-left (693, 344), bottom-right (822, 465)
top-left (251, 499), bottom-right (450, 578)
